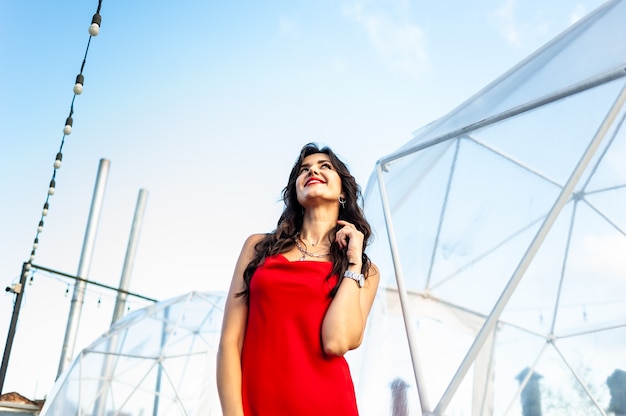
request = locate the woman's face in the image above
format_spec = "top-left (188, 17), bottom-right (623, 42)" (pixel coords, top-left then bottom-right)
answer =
top-left (295, 153), bottom-right (343, 207)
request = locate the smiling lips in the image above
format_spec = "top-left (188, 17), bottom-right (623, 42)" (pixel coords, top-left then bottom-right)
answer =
top-left (305, 177), bottom-right (325, 186)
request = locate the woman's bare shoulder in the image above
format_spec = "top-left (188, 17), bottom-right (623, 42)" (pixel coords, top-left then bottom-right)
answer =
top-left (244, 233), bottom-right (267, 246)
top-left (238, 233), bottom-right (268, 257)
top-left (367, 262), bottom-right (380, 280)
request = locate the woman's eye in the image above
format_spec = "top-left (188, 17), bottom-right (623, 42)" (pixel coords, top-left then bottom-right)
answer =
top-left (299, 167), bottom-right (309, 174)
top-left (321, 163), bottom-right (332, 169)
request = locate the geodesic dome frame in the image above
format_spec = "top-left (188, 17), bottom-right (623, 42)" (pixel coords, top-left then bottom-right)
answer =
top-left (359, 1), bottom-right (626, 415)
top-left (40, 291), bottom-right (226, 416)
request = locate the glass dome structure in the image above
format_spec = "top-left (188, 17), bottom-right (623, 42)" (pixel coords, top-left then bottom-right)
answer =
top-left (41, 292), bottom-right (225, 416)
top-left (358, 0), bottom-right (626, 415)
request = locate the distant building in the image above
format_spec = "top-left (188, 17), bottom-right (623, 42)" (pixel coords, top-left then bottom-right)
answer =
top-left (0, 392), bottom-right (44, 416)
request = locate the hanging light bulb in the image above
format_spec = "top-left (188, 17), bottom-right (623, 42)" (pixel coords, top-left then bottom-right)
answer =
top-left (89, 13), bottom-right (102, 36)
top-left (48, 179), bottom-right (56, 195)
top-left (30, 250), bottom-right (36, 262)
top-left (42, 202), bottom-right (49, 216)
top-left (63, 116), bottom-right (73, 135)
top-left (73, 74), bottom-right (84, 95)
top-left (54, 152), bottom-right (63, 169)
top-left (33, 238), bottom-right (39, 250)
top-left (37, 220), bottom-right (44, 233)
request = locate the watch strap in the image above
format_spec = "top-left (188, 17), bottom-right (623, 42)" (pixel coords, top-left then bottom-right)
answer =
top-left (343, 270), bottom-right (364, 288)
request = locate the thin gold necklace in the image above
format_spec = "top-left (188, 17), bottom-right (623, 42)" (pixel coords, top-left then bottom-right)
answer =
top-left (294, 235), bottom-right (329, 261)
top-left (301, 235), bottom-right (324, 246)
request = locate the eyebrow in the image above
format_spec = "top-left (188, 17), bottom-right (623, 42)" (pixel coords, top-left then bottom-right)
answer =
top-left (301, 159), bottom-right (332, 167)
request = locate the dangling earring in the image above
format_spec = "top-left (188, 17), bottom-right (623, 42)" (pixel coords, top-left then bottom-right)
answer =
top-left (338, 196), bottom-right (346, 209)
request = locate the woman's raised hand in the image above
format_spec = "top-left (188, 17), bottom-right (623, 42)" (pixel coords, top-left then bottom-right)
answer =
top-left (335, 220), bottom-right (364, 265)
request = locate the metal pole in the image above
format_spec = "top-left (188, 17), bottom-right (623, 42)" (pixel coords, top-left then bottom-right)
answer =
top-left (433, 80), bottom-right (626, 415)
top-left (92, 188), bottom-right (149, 416)
top-left (30, 263), bottom-right (157, 303)
top-left (376, 162), bottom-right (431, 413)
top-left (111, 189), bottom-right (149, 324)
top-left (0, 263), bottom-right (29, 394)
top-left (57, 158), bottom-right (110, 379)
top-left (153, 306), bottom-right (170, 416)
top-left (380, 66), bottom-right (626, 169)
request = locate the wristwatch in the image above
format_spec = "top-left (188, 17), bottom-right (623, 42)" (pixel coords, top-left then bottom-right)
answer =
top-left (343, 270), bottom-right (365, 288)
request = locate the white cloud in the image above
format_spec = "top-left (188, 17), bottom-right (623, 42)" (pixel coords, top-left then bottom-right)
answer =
top-left (569, 4), bottom-right (588, 25)
top-left (493, 0), bottom-right (522, 47)
top-left (278, 15), bottom-right (298, 36)
top-left (342, 1), bottom-right (428, 79)
top-left (330, 57), bottom-right (348, 73)
top-left (492, 0), bottom-right (571, 48)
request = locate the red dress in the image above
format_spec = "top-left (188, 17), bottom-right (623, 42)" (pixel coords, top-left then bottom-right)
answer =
top-left (241, 254), bottom-right (359, 415)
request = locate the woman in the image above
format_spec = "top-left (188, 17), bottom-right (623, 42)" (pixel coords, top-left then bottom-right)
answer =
top-left (217, 143), bottom-right (379, 415)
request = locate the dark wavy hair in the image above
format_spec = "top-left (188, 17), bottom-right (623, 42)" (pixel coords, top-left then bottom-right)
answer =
top-left (237, 143), bottom-right (372, 299)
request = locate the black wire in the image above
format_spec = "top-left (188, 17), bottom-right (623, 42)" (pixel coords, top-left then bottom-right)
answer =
top-left (79, 36), bottom-right (92, 74)
top-left (28, 2), bottom-right (104, 261)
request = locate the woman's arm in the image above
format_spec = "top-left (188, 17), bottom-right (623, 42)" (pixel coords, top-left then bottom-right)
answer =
top-left (216, 234), bottom-right (264, 416)
top-left (321, 221), bottom-right (380, 356)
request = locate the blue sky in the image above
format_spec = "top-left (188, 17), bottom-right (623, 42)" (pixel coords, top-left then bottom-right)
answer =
top-left (0, 0), bottom-right (606, 400)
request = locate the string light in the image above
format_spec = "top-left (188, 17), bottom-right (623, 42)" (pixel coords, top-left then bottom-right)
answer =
top-left (54, 152), bottom-right (63, 169)
top-left (73, 74), bottom-right (84, 95)
top-left (63, 116), bottom-right (73, 135)
top-left (23, 0), bottom-right (104, 273)
top-left (89, 13), bottom-right (102, 37)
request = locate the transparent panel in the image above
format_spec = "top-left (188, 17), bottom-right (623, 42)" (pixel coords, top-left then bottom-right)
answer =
top-left (361, 1), bottom-right (626, 414)
top-left (41, 292), bottom-right (226, 416)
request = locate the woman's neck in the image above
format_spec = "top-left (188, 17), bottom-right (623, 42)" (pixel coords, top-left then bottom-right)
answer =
top-left (300, 212), bottom-right (336, 247)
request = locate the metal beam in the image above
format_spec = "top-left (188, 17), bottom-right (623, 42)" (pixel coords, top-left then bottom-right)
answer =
top-left (434, 80), bottom-right (626, 415)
